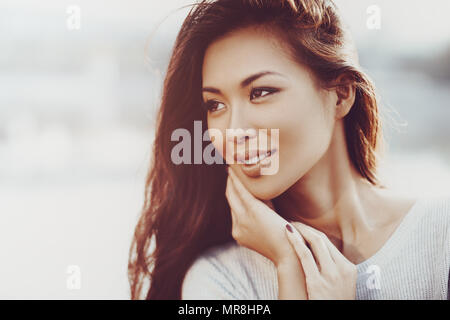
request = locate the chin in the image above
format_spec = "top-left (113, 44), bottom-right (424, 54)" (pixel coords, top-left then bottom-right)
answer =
top-left (244, 177), bottom-right (284, 201)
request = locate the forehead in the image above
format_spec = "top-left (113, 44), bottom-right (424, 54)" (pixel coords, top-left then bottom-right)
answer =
top-left (202, 26), bottom-right (296, 86)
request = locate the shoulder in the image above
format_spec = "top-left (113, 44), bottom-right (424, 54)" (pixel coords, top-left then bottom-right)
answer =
top-left (181, 241), bottom-right (277, 300)
top-left (181, 241), bottom-right (247, 300)
top-left (410, 194), bottom-right (450, 247)
top-left (416, 194), bottom-right (450, 228)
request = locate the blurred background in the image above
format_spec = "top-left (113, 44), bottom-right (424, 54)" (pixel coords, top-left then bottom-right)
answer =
top-left (0, 0), bottom-right (449, 299)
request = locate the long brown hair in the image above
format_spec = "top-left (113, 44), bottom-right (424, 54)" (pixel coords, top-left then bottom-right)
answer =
top-left (128, 0), bottom-right (385, 300)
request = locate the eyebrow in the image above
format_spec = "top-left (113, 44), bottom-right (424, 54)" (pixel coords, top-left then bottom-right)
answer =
top-left (202, 71), bottom-right (285, 94)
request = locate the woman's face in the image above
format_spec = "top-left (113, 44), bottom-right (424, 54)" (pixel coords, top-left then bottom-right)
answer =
top-left (202, 26), bottom-right (338, 200)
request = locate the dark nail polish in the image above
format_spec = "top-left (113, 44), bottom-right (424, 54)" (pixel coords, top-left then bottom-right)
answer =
top-left (286, 224), bottom-right (293, 233)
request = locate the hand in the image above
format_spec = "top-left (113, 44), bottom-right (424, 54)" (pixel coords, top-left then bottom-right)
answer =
top-left (285, 221), bottom-right (357, 299)
top-left (225, 166), bottom-right (294, 266)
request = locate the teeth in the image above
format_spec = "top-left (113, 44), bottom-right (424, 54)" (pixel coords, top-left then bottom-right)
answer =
top-left (243, 150), bottom-right (272, 165)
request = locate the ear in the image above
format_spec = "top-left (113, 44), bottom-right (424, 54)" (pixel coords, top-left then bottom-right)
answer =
top-left (334, 74), bottom-right (356, 119)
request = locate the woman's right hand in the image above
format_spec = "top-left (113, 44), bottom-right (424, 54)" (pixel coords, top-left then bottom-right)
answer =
top-left (225, 166), bottom-right (296, 267)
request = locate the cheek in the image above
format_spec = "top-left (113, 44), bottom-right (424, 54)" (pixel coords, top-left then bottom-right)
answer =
top-left (209, 131), bottom-right (230, 162)
top-left (207, 117), bottom-right (227, 160)
top-left (207, 126), bottom-right (237, 165)
top-left (278, 93), bottom-right (334, 171)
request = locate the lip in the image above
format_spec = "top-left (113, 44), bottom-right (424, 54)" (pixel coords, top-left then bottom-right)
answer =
top-left (239, 148), bottom-right (278, 178)
top-left (234, 149), bottom-right (274, 164)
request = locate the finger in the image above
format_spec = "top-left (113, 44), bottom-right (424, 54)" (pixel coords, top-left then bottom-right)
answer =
top-left (262, 199), bottom-right (275, 211)
top-left (321, 236), bottom-right (351, 265)
top-left (225, 175), bottom-right (245, 219)
top-left (291, 222), bottom-right (335, 273)
top-left (293, 222), bottom-right (352, 266)
top-left (228, 167), bottom-right (259, 210)
top-left (326, 242), bottom-right (354, 267)
top-left (229, 167), bottom-right (277, 214)
top-left (229, 208), bottom-right (238, 232)
top-left (285, 223), bottom-right (320, 278)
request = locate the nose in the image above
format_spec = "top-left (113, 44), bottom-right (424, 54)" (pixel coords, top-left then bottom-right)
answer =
top-left (226, 104), bottom-right (257, 144)
top-left (226, 127), bottom-right (257, 145)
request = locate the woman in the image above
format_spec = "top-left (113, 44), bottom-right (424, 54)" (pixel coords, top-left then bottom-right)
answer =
top-left (128, 0), bottom-right (450, 299)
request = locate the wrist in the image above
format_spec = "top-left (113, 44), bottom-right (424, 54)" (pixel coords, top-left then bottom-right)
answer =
top-left (276, 254), bottom-right (307, 300)
top-left (275, 253), bottom-right (300, 270)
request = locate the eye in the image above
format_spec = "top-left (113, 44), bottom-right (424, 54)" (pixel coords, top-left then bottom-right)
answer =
top-left (250, 87), bottom-right (279, 101)
top-left (202, 100), bottom-right (226, 113)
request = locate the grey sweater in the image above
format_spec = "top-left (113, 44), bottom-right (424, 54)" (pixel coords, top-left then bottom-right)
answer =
top-left (182, 195), bottom-right (450, 299)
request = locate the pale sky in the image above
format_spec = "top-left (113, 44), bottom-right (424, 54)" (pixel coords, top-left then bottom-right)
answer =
top-left (1, 0), bottom-right (449, 53)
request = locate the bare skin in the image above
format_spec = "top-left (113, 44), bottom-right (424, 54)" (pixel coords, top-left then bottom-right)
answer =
top-left (206, 26), bottom-right (418, 299)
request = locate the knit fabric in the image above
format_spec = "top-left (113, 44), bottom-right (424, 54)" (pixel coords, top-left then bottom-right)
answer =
top-left (181, 195), bottom-right (450, 299)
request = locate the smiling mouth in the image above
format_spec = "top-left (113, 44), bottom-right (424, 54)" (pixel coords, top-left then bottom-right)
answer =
top-left (234, 149), bottom-right (277, 165)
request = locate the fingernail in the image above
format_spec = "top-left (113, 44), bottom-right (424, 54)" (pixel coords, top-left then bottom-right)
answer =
top-left (285, 223), bottom-right (293, 233)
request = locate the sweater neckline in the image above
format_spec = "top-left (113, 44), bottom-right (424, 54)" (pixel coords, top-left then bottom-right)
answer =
top-left (355, 195), bottom-right (425, 269)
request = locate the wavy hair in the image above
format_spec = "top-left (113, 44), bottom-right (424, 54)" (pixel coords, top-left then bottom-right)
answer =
top-left (128, 0), bottom-right (385, 300)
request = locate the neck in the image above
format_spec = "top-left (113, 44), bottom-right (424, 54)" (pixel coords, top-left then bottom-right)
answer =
top-left (273, 123), bottom-right (382, 251)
